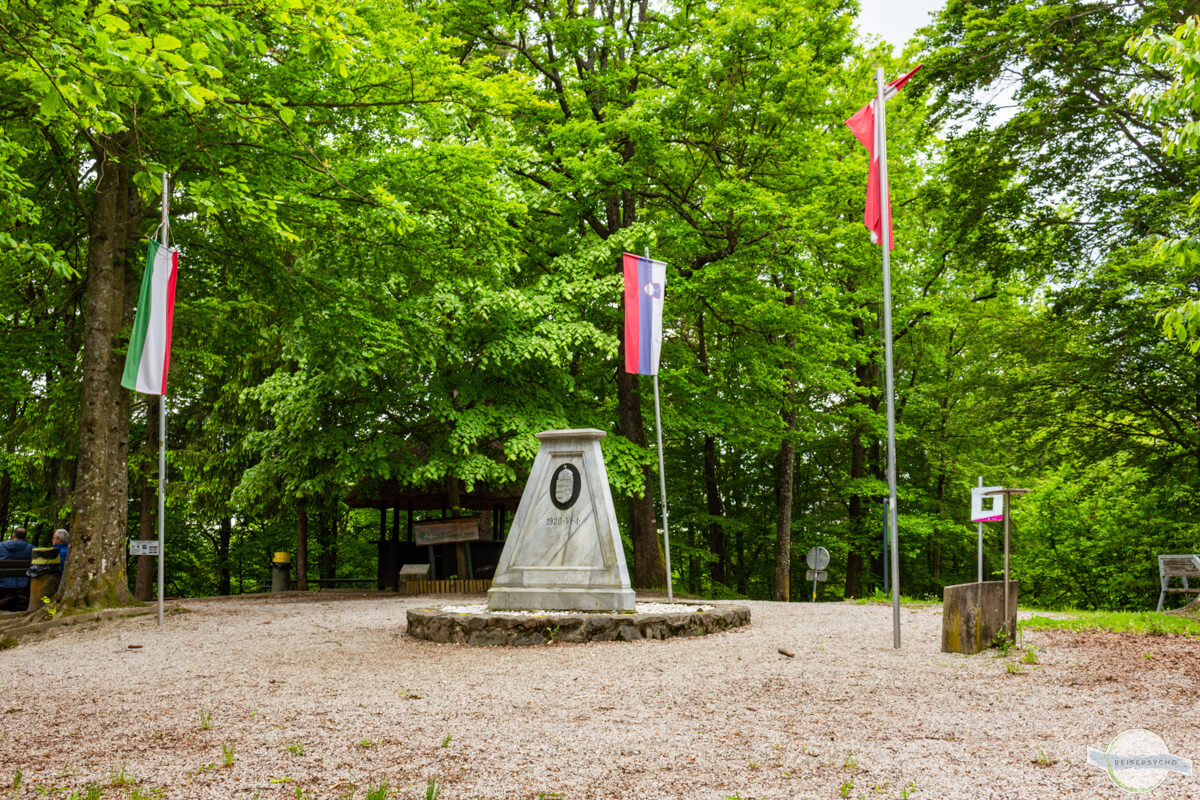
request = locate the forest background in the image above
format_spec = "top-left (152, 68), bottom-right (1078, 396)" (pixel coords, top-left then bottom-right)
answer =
top-left (2, 0), bottom-right (1198, 612)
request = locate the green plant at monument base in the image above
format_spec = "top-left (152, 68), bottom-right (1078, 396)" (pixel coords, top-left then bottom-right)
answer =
top-left (424, 777), bottom-right (441, 800)
top-left (1021, 646), bottom-right (1039, 665)
top-left (129, 788), bottom-right (165, 800)
top-left (900, 782), bottom-right (915, 800)
top-left (1005, 662), bottom-right (1024, 676)
top-left (0, 635), bottom-right (16, 650)
top-left (843, 752), bottom-right (858, 769)
top-left (83, 781), bottom-right (104, 800)
top-left (358, 739), bottom-right (378, 749)
top-left (199, 709), bottom-right (212, 730)
top-left (991, 629), bottom-right (1014, 657)
top-left (440, 734), bottom-right (452, 748)
top-left (838, 780), bottom-right (854, 798)
top-left (364, 780), bottom-right (390, 800)
top-left (285, 741), bottom-right (305, 756)
top-left (222, 742), bottom-right (236, 768)
top-left (109, 765), bottom-right (133, 787)
top-left (1021, 611), bottom-right (1200, 637)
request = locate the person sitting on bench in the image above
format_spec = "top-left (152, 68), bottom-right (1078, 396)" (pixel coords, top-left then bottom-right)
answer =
top-left (52, 528), bottom-right (68, 569)
top-left (0, 527), bottom-right (33, 610)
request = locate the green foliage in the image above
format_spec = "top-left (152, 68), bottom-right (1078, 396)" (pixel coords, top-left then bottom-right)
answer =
top-left (1022, 611), bottom-right (1200, 637)
top-left (364, 781), bottom-right (390, 800)
top-left (0, 0), bottom-right (1196, 614)
top-left (108, 765), bottom-right (133, 787)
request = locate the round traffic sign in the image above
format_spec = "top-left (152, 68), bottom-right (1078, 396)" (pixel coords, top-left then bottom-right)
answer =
top-left (806, 546), bottom-right (830, 571)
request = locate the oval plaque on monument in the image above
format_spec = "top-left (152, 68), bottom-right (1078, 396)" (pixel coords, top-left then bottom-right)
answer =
top-left (488, 429), bottom-right (635, 612)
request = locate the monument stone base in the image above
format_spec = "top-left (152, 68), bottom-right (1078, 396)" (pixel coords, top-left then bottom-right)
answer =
top-left (485, 586), bottom-right (636, 613)
top-left (487, 428), bottom-right (636, 613)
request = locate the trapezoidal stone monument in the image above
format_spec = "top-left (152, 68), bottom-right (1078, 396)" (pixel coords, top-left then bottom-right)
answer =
top-left (487, 428), bottom-right (636, 612)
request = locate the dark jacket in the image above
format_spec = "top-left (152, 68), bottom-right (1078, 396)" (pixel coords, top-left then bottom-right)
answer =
top-left (0, 538), bottom-right (34, 588)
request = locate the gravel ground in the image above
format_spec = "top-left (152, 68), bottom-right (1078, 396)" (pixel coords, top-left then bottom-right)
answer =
top-left (0, 592), bottom-right (1197, 800)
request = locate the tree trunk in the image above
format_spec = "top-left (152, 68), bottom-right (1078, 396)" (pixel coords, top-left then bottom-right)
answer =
top-left (775, 290), bottom-right (797, 603)
top-left (296, 498), bottom-right (309, 591)
top-left (62, 143), bottom-right (138, 610)
top-left (844, 312), bottom-right (878, 599)
top-left (617, 344), bottom-right (665, 590)
top-left (134, 397), bottom-right (157, 602)
top-left (0, 468), bottom-right (9, 537)
top-left (317, 505), bottom-right (336, 582)
top-left (775, 406), bottom-right (795, 602)
top-left (217, 517), bottom-right (231, 596)
top-left (844, 421), bottom-right (867, 598)
top-left (703, 435), bottom-right (727, 587)
top-left (698, 314), bottom-right (728, 587)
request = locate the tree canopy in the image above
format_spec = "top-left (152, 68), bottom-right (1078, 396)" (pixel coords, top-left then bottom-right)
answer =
top-left (0, 0), bottom-right (1197, 612)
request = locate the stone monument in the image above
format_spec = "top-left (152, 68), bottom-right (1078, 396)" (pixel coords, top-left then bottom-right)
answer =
top-left (487, 428), bottom-right (636, 612)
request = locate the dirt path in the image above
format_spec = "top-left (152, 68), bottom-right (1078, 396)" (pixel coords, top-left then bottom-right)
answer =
top-left (0, 594), bottom-right (1196, 799)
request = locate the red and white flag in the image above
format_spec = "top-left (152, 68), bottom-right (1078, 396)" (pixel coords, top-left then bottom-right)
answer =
top-left (845, 65), bottom-right (921, 250)
top-left (121, 239), bottom-right (179, 395)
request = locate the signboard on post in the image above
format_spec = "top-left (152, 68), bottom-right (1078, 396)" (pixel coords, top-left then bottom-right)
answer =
top-left (413, 517), bottom-right (481, 546)
top-left (806, 547), bottom-right (830, 571)
top-left (129, 540), bottom-right (160, 557)
top-left (806, 547), bottom-right (830, 602)
top-left (970, 486), bottom-right (1004, 522)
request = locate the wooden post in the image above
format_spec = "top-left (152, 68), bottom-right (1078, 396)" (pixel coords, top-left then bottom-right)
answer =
top-left (26, 548), bottom-right (61, 612)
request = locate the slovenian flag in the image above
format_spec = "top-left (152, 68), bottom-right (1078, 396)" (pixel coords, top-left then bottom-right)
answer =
top-left (622, 252), bottom-right (666, 376)
top-left (121, 240), bottom-right (179, 395)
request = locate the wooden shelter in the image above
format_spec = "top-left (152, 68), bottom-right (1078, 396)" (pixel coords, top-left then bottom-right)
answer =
top-left (344, 479), bottom-right (522, 590)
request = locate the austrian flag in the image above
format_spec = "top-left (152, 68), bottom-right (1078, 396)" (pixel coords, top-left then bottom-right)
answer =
top-left (622, 252), bottom-right (666, 376)
top-left (121, 240), bottom-right (179, 396)
top-left (845, 65), bottom-right (921, 250)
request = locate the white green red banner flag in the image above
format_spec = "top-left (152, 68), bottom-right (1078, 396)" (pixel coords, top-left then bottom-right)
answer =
top-left (121, 239), bottom-right (179, 395)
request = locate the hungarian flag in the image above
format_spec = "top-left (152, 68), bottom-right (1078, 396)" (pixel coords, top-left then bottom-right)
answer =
top-left (622, 252), bottom-right (666, 376)
top-left (121, 240), bottom-right (179, 395)
top-left (845, 65), bottom-right (921, 250)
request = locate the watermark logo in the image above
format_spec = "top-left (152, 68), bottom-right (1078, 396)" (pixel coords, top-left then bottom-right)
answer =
top-left (1087, 729), bottom-right (1192, 793)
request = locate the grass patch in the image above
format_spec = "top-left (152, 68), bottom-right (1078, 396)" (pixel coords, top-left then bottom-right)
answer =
top-left (1021, 610), bottom-right (1200, 637)
top-left (853, 588), bottom-right (940, 606)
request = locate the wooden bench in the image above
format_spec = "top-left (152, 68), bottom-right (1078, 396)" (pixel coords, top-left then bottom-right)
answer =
top-left (0, 558), bottom-right (33, 611)
top-left (0, 558), bottom-right (32, 578)
top-left (1157, 554), bottom-right (1200, 611)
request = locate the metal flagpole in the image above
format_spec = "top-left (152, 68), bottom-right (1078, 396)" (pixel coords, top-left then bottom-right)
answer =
top-left (157, 173), bottom-right (169, 627)
top-left (876, 67), bottom-right (901, 649)
top-left (977, 476), bottom-right (984, 583)
top-left (653, 375), bottom-right (672, 602)
top-left (882, 498), bottom-right (889, 594)
top-left (647, 248), bottom-right (673, 602)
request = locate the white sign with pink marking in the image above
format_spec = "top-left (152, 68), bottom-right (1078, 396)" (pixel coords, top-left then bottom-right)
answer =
top-left (970, 486), bottom-right (1004, 522)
